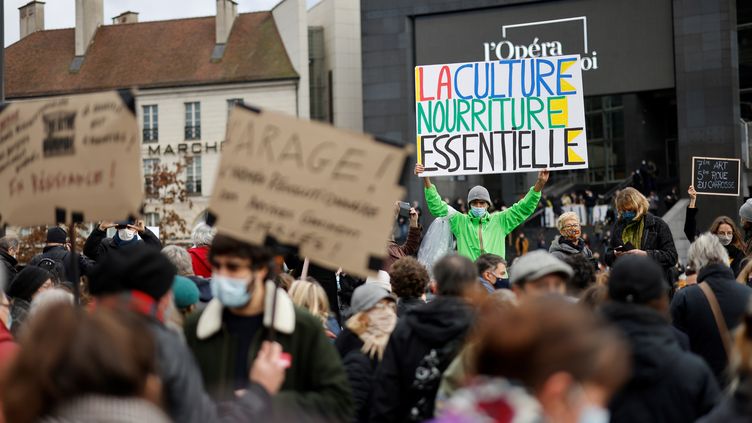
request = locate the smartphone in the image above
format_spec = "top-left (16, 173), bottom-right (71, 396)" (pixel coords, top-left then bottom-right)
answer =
top-left (615, 242), bottom-right (635, 252)
top-left (398, 201), bottom-right (411, 218)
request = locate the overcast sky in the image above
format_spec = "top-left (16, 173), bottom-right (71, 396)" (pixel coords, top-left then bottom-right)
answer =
top-left (4, 0), bottom-right (319, 47)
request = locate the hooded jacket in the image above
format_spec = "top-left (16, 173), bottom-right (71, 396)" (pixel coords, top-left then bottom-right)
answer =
top-left (671, 263), bottom-right (752, 387)
top-left (369, 296), bottom-right (474, 422)
top-left (602, 302), bottom-right (719, 423)
top-left (83, 227), bottom-right (162, 263)
top-left (424, 185), bottom-right (540, 261)
top-left (548, 235), bottom-right (593, 261)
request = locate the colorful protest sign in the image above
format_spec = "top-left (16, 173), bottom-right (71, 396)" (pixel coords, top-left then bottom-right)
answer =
top-left (209, 105), bottom-right (408, 277)
top-left (415, 55), bottom-right (588, 177)
top-left (692, 156), bottom-right (740, 196)
top-left (0, 91), bottom-right (143, 226)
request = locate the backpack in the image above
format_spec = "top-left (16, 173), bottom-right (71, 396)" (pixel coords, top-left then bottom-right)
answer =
top-left (408, 337), bottom-right (463, 421)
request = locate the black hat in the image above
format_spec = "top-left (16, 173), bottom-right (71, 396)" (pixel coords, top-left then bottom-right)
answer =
top-left (89, 247), bottom-right (176, 301)
top-left (46, 227), bottom-right (68, 244)
top-left (608, 255), bottom-right (666, 304)
top-left (6, 266), bottom-right (53, 302)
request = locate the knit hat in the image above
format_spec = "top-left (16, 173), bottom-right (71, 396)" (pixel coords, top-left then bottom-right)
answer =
top-left (608, 255), bottom-right (666, 304)
top-left (467, 186), bottom-right (491, 206)
top-left (89, 248), bottom-right (177, 301)
top-left (510, 250), bottom-right (573, 285)
top-left (350, 283), bottom-right (395, 314)
top-left (740, 199), bottom-right (752, 222)
top-left (172, 276), bottom-right (199, 309)
top-left (6, 266), bottom-right (53, 302)
top-left (46, 227), bottom-right (68, 244)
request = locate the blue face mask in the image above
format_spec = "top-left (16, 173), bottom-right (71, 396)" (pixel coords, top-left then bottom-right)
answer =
top-left (471, 206), bottom-right (487, 218)
top-left (211, 274), bottom-right (251, 308)
top-left (621, 211), bottom-right (636, 222)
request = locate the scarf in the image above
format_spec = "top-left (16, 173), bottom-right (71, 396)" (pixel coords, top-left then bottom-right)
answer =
top-left (346, 304), bottom-right (397, 361)
top-left (113, 232), bottom-right (139, 247)
top-left (621, 215), bottom-right (645, 250)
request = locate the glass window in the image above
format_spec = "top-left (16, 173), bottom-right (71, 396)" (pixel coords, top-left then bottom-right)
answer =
top-left (143, 158), bottom-right (160, 197)
top-left (142, 105), bottom-right (158, 143)
top-left (185, 102), bottom-right (201, 140)
top-left (145, 212), bottom-right (160, 227)
top-left (186, 156), bottom-right (202, 195)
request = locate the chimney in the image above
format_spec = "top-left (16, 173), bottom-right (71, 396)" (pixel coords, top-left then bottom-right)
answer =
top-left (75, 0), bottom-right (103, 57)
top-left (215, 0), bottom-right (238, 45)
top-left (19, 1), bottom-right (45, 39)
top-left (112, 11), bottom-right (139, 25)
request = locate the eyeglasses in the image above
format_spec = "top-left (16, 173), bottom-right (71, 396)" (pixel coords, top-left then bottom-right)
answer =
top-left (562, 223), bottom-right (581, 230)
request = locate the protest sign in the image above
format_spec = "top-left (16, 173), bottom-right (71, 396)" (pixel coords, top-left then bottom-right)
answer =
top-left (209, 105), bottom-right (408, 277)
top-left (415, 55), bottom-right (588, 177)
top-left (0, 90), bottom-right (143, 226)
top-left (691, 156), bottom-right (740, 196)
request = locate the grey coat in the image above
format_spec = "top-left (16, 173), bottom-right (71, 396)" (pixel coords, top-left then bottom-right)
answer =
top-left (549, 236), bottom-right (593, 261)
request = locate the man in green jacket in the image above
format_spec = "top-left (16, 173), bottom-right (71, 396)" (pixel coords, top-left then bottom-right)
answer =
top-left (184, 234), bottom-right (353, 421)
top-left (415, 164), bottom-right (549, 260)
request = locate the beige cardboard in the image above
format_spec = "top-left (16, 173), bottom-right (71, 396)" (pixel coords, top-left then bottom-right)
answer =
top-left (0, 91), bottom-right (143, 226)
top-left (210, 106), bottom-right (407, 277)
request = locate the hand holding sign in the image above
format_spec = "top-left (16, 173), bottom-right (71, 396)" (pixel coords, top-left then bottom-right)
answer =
top-left (691, 157), bottom-right (740, 197)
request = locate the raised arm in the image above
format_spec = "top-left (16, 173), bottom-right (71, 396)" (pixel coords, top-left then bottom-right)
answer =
top-left (415, 163), bottom-right (448, 217)
top-left (683, 185), bottom-right (698, 242)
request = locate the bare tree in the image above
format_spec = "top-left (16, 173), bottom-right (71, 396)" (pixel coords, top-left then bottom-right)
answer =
top-left (145, 157), bottom-right (194, 242)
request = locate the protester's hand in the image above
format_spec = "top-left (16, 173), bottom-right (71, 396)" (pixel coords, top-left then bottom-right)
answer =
top-left (414, 163), bottom-right (424, 176)
top-left (409, 207), bottom-right (419, 228)
top-left (688, 185), bottom-right (697, 208)
top-left (98, 221), bottom-right (116, 231)
top-left (128, 220), bottom-right (146, 234)
top-left (624, 249), bottom-right (648, 257)
top-left (249, 341), bottom-right (287, 395)
top-left (534, 170), bottom-right (550, 192)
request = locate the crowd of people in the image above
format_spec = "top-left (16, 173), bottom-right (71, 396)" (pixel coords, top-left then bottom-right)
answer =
top-left (2, 167), bottom-right (752, 422)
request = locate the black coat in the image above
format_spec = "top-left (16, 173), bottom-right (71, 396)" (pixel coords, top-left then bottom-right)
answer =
top-left (602, 302), bottom-right (719, 423)
top-left (697, 377), bottom-right (752, 423)
top-left (369, 296), bottom-right (474, 422)
top-left (83, 227), bottom-right (162, 263)
top-left (338, 333), bottom-right (379, 423)
top-left (605, 213), bottom-right (678, 287)
top-left (0, 249), bottom-right (18, 282)
top-left (671, 264), bottom-right (752, 387)
top-left (28, 245), bottom-right (95, 282)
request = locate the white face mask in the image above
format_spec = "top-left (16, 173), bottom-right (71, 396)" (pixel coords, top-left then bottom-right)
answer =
top-left (717, 234), bottom-right (733, 246)
top-left (117, 228), bottom-right (136, 241)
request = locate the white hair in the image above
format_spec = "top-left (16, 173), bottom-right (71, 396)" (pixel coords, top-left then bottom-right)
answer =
top-left (556, 212), bottom-right (580, 231)
top-left (688, 233), bottom-right (730, 271)
top-left (161, 245), bottom-right (194, 276)
top-left (29, 288), bottom-right (74, 317)
top-left (192, 222), bottom-right (215, 247)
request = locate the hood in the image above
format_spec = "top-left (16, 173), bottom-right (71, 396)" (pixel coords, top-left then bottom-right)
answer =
top-left (404, 296), bottom-right (474, 344)
top-left (549, 236), bottom-right (583, 254)
top-left (601, 302), bottom-right (680, 383)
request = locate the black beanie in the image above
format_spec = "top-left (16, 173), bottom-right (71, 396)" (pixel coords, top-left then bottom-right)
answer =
top-left (6, 266), bottom-right (53, 302)
top-left (46, 227), bottom-right (68, 244)
top-left (89, 247), bottom-right (176, 301)
top-left (608, 255), bottom-right (666, 304)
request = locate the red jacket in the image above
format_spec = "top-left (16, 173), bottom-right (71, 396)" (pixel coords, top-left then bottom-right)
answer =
top-left (188, 246), bottom-right (212, 278)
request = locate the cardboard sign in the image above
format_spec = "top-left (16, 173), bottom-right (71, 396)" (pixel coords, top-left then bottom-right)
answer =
top-left (692, 156), bottom-right (741, 196)
top-left (415, 55), bottom-right (588, 176)
top-left (209, 105), bottom-right (407, 277)
top-left (0, 91), bottom-right (143, 226)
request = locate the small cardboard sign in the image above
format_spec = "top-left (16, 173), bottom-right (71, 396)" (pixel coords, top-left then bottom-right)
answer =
top-left (209, 105), bottom-right (408, 277)
top-left (0, 90), bottom-right (143, 226)
top-left (691, 156), bottom-right (740, 196)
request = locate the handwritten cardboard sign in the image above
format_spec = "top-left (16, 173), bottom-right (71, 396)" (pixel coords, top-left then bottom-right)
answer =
top-left (692, 156), bottom-right (740, 196)
top-left (209, 105), bottom-right (407, 277)
top-left (415, 55), bottom-right (588, 176)
top-left (0, 91), bottom-right (143, 226)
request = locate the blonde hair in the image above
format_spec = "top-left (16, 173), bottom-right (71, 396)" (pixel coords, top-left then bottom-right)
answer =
top-left (615, 187), bottom-right (649, 219)
top-left (289, 279), bottom-right (330, 325)
top-left (556, 212), bottom-right (580, 231)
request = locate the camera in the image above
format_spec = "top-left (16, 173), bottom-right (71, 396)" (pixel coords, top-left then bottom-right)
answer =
top-left (398, 201), bottom-right (410, 218)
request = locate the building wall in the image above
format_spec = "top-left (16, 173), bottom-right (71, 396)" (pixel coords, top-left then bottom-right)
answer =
top-left (273, 0), bottom-right (310, 118)
top-left (137, 81), bottom-right (298, 236)
top-left (308, 0), bottom-right (363, 132)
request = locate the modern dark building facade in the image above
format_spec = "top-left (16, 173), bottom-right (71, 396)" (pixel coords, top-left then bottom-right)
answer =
top-left (362, 0), bottom-right (750, 224)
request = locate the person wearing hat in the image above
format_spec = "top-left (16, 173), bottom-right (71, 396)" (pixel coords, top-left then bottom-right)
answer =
top-left (28, 227), bottom-right (95, 283)
top-left (173, 275), bottom-right (200, 316)
top-left (415, 163), bottom-right (549, 261)
top-left (602, 255), bottom-right (720, 423)
top-left (337, 283), bottom-right (397, 421)
top-left (5, 266), bottom-right (54, 335)
top-left (88, 247), bottom-right (284, 423)
top-left (83, 219), bottom-right (162, 263)
top-left (509, 250), bottom-right (573, 301)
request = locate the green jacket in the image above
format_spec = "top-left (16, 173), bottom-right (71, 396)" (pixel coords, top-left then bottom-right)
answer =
top-left (425, 185), bottom-right (541, 260)
top-left (184, 282), bottom-right (353, 422)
